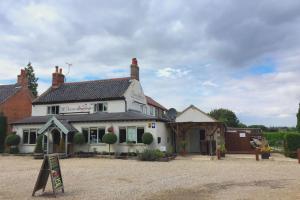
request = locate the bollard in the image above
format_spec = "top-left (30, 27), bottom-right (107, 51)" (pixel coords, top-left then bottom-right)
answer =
top-left (255, 148), bottom-right (260, 161)
top-left (217, 149), bottom-right (221, 160)
top-left (297, 149), bottom-right (300, 164)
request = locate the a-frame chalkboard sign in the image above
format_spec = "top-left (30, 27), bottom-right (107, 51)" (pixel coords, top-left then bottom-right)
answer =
top-left (32, 154), bottom-right (64, 197)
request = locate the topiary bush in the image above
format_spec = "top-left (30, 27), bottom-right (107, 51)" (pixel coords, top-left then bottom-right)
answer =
top-left (102, 133), bottom-right (117, 155)
top-left (139, 149), bottom-right (164, 161)
top-left (5, 134), bottom-right (21, 146)
top-left (142, 132), bottom-right (153, 145)
top-left (284, 133), bottom-right (300, 158)
top-left (34, 135), bottom-right (43, 154)
top-left (74, 133), bottom-right (85, 145)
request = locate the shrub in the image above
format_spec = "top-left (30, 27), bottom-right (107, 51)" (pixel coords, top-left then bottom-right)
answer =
top-left (142, 132), bottom-right (153, 145)
top-left (34, 135), bottom-right (43, 153)
top-left (263, 132), bottom-right (286, 147)
top-left (5, 134), bottom-right (20, 146)
top-left (74, 133), bottom-right (85, 145)
top-left (102, 133), bottom-right (117, 154)
top-left (284, 133), bottom-right (300, 158)
top-left (139, 149), bottom-right (164, 161)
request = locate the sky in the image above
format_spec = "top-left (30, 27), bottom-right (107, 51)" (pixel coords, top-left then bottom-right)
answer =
top-left (0, 0), bottom-right (300, 127)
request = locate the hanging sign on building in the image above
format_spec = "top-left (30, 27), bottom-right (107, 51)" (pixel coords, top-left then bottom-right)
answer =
top-left (32, 154), bottom-right (64, 197)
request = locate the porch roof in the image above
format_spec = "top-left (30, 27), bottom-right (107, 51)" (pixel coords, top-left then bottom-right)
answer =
top-left (37, 116), bottom-right (77, 135)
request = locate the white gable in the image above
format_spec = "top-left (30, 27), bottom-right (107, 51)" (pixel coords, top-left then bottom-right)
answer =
top-left (175, 105), bottom-right (217, 123)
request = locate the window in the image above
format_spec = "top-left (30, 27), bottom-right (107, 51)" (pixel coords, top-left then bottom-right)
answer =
top-left (90, 128), bottom-right (98, 144)
top-left (87, 127), bottom-right (106, 144)
top-left (137, 128), bottom-right (144, 143)
top-left (23, 129), bottom-right (37, 144)
top-left (94, 103), bottom-right (108, 112)
top-left (150, 106), bottom-right (154, 115)
top-left (127, 127), bottom-right (137, 143)
top-left (119, 127), bottom-right (145, 144)
top-left (47, 106), bottom-right (59, 115)
top-left (119, 128), bottom-right (126, 143)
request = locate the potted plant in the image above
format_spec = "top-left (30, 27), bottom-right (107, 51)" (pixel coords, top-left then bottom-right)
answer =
top-left (260, 145), bottom-right (271, 159)
top-left (220, 144), bottom-right (227, 157)
top-left (180, 140), bottom-right (187, 156)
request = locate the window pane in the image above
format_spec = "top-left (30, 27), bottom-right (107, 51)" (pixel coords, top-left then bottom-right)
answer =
top-left (47, 107), bottom-right (51, 114)
top-left (98, 128), bottom-right (105, 143)
top-left (119, 128), bottom-right (126, 143)
top-left (56, 106), bottom-right (60, 114)
top-left (99, 103), bottom-right (103, 111)
top-left (103, 103), bottom-right (107, 111)
top-left (137, 128), bottom-right (144, 143)
top-left (29, 130), bottom-right (36, 144)
top-left (90, 128), bottom-right (98, 144)
top-left (127, 127), bottom-right (137, 143)
top-left (82, 128), bottom-right (89, 143)
top-left (51, 106), bottom-right (56, 114)
top-left (23, 130), bottom-right (29, 144)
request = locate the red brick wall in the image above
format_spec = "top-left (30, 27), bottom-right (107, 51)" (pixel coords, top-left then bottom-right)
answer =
top-left (0, 87), bottom-right (33, 133)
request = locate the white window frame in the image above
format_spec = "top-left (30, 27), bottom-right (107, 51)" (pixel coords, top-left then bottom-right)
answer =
top-left (119, 126), bottom-right (145, 144)
top-left (22, 129), bottom-right (38, 145)
top-left (94, 102), bottom-right (108, 112)
top-left (47, 105), bottom-right (60, 115)
top-left (84, 127), bottom-right (106, 144)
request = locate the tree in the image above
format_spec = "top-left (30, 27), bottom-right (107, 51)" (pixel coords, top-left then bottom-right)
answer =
top-left (297, 104), bottom-right (300, 132)
top-left (209, 108), bottom-right (240, 127)
top-left (34, 135), bottom-right (43, 154)
top-left (102, 133), bottom-right (117, 155)
top-left (25, 62), bottom-right (39, 97)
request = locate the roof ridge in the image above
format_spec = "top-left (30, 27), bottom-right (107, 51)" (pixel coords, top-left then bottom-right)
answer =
top-left (63, 77), bottom-right (131, 85)
top-left (0, 83), bottom-right (18, 87)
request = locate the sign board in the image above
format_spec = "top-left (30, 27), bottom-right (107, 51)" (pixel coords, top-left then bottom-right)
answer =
top-left (32, 154), bottom-right (64, 197)
top-left (160, 146), bottom-right (166, 152)
top-left (239, 132), bottom-right (246, 138)
top-left (60, 103), bottom-right (93, 114)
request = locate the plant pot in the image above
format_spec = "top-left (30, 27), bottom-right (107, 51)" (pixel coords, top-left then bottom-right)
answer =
top-left (261, 152), bottom-right (270, 159)
top-left (220, 152), bottom-right (226, 158)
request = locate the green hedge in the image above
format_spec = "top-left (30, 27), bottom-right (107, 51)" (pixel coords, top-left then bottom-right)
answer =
top-left (263, 132), bottom-right (286, 147)
top-left (5, 134), bottom-right (21, 146)
top-left (34, 135), bottom-right (43, 153)
top-left (0, 116), bottom-right (7, 153)
top-left (284, 133), bottom-right (300, 158)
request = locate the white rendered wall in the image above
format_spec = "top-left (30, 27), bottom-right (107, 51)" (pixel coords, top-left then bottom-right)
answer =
top-left (124, 80), bottom-right (147, 112)
top-left (13, 121), bottom-right (171, 154)
top-left (32, 100), bottom-right (126, 116)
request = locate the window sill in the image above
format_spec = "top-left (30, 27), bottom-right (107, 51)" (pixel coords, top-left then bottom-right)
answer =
top-left (89, 143), bottom-right (106, 146)
top-left (23, 144), bottom-right (36, 146)
top-left (119, 143), bottom-right (146, 146)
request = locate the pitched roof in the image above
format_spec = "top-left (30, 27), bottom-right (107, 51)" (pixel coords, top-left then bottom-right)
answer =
top-left (11, 111), bottom-right (170, 125)
top-left (33, 77), bottom-right (131, 104)
top-left (0, 84), bottom-right (21, 104)
top-left (145, 95), bottom-right (167, 110)
top-left (175, 105), bottom-right (218, 123)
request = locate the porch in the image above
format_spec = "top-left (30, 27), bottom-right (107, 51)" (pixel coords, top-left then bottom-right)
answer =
top-left (169, 122), bottom-right (225, 156)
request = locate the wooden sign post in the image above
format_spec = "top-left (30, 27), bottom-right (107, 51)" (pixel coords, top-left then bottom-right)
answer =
top-left (32, 154), bottom-right (64, 197)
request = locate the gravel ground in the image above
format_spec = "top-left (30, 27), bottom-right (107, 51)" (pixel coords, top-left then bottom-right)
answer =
top-left (0, 155), bottom-right (300, 200)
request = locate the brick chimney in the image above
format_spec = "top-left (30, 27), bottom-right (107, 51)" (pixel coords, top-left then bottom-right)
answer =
top-left (130, 58), bottom-right (139, 81)
top-left (52, 66), bottom-right (65, 88)
top-left (17, 69), bottom-right (28, 87)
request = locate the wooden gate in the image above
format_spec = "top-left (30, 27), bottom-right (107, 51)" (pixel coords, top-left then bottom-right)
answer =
top-left (225, 129), bottom-right (262, 154)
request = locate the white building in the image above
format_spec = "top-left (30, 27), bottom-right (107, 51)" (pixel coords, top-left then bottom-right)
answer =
top-left (12, 58), bottom-right (170, 155)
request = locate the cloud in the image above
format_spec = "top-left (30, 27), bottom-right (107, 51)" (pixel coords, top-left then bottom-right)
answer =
top-left (0, 0), bottom-right (300, 126)
top-left (157, 67), bottom-right (190, 78)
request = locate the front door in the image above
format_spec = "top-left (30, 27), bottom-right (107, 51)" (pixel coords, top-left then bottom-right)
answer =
top-left (189, 129), bottom-right (201, 153)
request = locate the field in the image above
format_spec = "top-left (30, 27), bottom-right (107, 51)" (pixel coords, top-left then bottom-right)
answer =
top-left (1, 155), bottom-right (300, 200)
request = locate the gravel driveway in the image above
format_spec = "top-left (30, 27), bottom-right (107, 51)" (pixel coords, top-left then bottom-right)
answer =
top-left (0, 156), bottom-right (300, 200)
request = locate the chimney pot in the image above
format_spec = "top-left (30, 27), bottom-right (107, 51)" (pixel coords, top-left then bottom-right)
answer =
top-left (59, 68), bottom-right (62, 74)
top-left (52, 66), bottom-right (65, 88)
top-left (132, 58), bottom-right (138, 65)
top-left (55, 66), bottom-right (59, 73)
